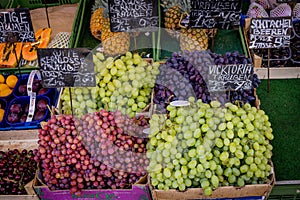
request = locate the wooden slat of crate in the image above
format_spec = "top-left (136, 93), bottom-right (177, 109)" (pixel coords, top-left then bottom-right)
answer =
top-left (0, 129), bottom-right (39, 150)
top-left (0, 195), bottom-right (38, 200)
top-left (254, 67), bottom-right (300, 80)
top-left (0, 130), bottom-right (38, 140)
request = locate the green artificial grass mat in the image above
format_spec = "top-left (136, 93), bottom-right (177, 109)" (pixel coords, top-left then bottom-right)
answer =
top-left (256, 79), bottom-right (300, 181)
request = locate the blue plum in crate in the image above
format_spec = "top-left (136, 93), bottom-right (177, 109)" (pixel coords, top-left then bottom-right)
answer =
top-left (6, 96), bottom-right (50, 126)
top-left (14, 77), bottom-right (50, 96)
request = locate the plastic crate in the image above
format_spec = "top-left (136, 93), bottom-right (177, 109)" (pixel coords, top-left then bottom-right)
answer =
top-left (5, 95), bottom-right (51, 128)
top-left (0, 72), bottom-right (60, 130)
top-left (74, 0), bottom-right (250, 60)
top-left (70, 0), bottom-right (88, 48)
top-left (34, 173), bottom-right (152, 200)
top-left (10, 0), bottom-right (79, 9)
top-left (267, 182), bottom-right (300, 200)
top-left (71, 0), bottom-right (101, 49)
top-left (0, 0), bottom-right (10, 8)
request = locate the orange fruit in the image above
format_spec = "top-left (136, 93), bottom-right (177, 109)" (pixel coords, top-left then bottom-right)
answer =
top-left (0, 84), bottom-right (12, 97)
top-left (0, 88), bottom-right (12, 97)
top-left (6, 74), bottom-right (18, 89)
top-left (0, 108), bottom-right (4, 122)
top-left (0, 74), bottom-right (4, 84)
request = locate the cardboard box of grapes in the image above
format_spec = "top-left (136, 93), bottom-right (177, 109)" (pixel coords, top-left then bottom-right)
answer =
top-left (150, 173), bottom-right (275, 200)
top-left (149, 152), bottom-right (275, 200)
top-left (33, 175), bottom-right (152, 200)
top-left (0, 130), bottom-right (39, 199)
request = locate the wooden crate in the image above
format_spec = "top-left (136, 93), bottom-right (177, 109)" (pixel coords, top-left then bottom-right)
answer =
top-left (0, 130), bottom-right (39, 200)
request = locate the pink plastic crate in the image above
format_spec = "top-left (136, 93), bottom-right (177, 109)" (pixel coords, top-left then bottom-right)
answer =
top-left (34, 184), bottom-right (152, 200)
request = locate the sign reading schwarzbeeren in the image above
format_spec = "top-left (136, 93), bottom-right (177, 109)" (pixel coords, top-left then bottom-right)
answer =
top-left (249, 17), bottom-right (292, 49)
top-left (108, 0), bottom-right (159, 32)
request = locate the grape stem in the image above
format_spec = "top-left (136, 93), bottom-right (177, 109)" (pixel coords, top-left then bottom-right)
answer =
top-left (3, 178), bottom-right (18, 183)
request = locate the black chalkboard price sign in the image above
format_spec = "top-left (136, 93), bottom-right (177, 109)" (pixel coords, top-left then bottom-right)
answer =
top-left (249, 17), bottom-right (292, 49)
top-left (37, 48), bottom-right (96, 88)
top-left (0, 8), bottom-right (35, 43)
top-left (189, 0), bottom-right (242, 29)
top-left (108, 0), bottom-right (159, 32)
top-left (208, 64), bottom-right (254, 92)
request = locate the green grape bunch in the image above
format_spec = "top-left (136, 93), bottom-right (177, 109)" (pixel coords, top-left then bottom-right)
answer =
top-left (60, 86), bottom-right (100, 117)
top-left (61, 51), bottom-right (160, 118)
top-left (60, 51), bottom-right (105, 117)
top-left (93, 51), bottom-right (160, 117)
top-left (147, 98), bottom-right (274, 196)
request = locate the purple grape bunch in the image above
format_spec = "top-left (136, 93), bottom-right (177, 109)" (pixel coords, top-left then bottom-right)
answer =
top-left (153, 51), bottom-right (211, 112)
top-left (154, 50), bottom-right (261, 110)
top-left (208, 51), bottom-right (261, 106)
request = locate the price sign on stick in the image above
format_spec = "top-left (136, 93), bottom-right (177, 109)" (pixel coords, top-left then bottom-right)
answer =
top-left (108, 0), bottom-right (159, 32)
top-left (249, 17), bottom-right (293, 49)
top-left (189, 0), bottom-right (242, 29)
top-left (249, 17), bottom-right (292, 92)
top-left (0, 8), bottom-right (35, 43)
top-left (37, 48), bottom-right (96, 88)
top-left (207, 64), bottom-right (254, 92)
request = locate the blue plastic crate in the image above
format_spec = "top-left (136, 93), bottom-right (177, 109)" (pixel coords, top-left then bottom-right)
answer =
top-left (5, 95), bottom-right (50, 129)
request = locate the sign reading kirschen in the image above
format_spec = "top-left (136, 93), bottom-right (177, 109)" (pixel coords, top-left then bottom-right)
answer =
top-left (0, 8), bottom-right (35, 43)
top-left (37, 48), bottom-right (96, 88)
top-left (208, 64), bottom-right (254, 92)
top-left (189, 0), bottom-right (241, 29)
top-left (249, 17), bottom-right (292, 49)
top-left (108, 0), bottom-right (159, 32)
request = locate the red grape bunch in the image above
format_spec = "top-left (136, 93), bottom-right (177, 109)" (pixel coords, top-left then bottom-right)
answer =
top-left (36, 111), bottom-right (150, 196)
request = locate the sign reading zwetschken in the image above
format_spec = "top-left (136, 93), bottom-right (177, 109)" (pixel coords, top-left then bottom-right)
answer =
top-left (108, 0), bottom-right (159, 32)
top-left (189, 0), bottom-right (242, 29)
top-left (37, 48), bottom-right (96, 88)
top-left (208, 64), bottom-right (254, 92)
top-left (249, 17), bottom-right (292, 49)
top-left (0, 8), bottom-right (35, 43)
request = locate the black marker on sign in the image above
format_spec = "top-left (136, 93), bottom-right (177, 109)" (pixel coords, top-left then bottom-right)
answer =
top-left (189, 0), bottom-right (242, 29)
top-left (37, 48), bottom-right (96, 88)
top-left (207, 64), bottom-right (254, 92)
top-left (108, 0), bottom-right (159, 32)
top-left (0, 8), bottom-right (35, 43)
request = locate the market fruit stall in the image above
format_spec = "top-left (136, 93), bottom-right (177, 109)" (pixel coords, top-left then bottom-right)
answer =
top-left (0, 0), bottom-right (299, 199)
